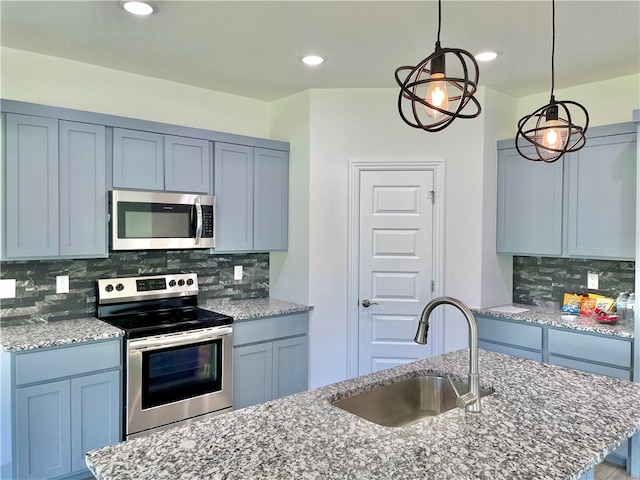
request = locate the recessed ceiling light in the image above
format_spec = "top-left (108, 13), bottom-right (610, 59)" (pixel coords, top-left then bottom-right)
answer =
top-left (122, 1), bottom-right (154, 16)
top-left (302, 55), bottom-right (325, 66)
top-left (475, 51), bottom-right (498, 62)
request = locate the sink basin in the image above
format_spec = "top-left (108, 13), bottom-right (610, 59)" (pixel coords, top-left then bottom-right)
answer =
top-left (331, 375), bottom-right (492, 427)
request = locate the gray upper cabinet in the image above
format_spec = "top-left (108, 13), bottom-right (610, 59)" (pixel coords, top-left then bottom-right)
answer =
top-left (164, 135), bottom-right (211, 193)
top-left (496, 146), bottom-right (564, 256)
top-left (4, 114), bottom-right (59, 258)
top-left (496, 123), bottom-right (637, 259)
top-left (112, 128), bottom-right (164, 190)
top-left (214, 143), bottom-right (288, 252)
top-left (3, 114), bottom-right (107, 260)
top-left (254, 148), bottom-right (289, 251)
top-left (113, 128), bottom-right (211, 193)
top-left (566, 130), bottom-right (636, 259)
top-left (59, 121), bottom-right (107, 257)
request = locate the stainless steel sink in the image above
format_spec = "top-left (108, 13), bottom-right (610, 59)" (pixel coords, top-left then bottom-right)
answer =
top-left (331, 375), bottom-right (493, 427)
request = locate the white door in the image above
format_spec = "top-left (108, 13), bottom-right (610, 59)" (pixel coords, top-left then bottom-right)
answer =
top-left (356, 167), bottom-right (439, 375)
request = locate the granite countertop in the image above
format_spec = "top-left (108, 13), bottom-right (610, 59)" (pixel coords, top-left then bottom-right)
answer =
top-left (86, 348), bottom-right (640, 480)
top-left (474, 303), bottom-right (634, 339)
top-left (0, 317), bottom-right (123, 352)
top-left (202, 297), bottom-right (312, 321)
top-left (0, 298), bottom-right (311, 353)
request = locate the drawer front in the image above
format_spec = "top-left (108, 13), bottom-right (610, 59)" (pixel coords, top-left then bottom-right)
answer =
top-left (234, 313), bottom-right (308, 346)
top-left (476, 315), bottom-right (543, 350)
top-left (15, 339), bottom-right (121, 386)
top-left (479, 341), bottom-right (543, 363)
top-left (548, 355), bottom-right (631, 381)
top-left (547, 329), bottom-right (631, 368)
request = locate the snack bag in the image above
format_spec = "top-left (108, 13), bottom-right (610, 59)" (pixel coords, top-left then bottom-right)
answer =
top-left (595, 296), bottom-right (616, 313)
top-left (580, 297), bottom-right (598, 316)
top-left (562, 293), bottom-right (582, 314)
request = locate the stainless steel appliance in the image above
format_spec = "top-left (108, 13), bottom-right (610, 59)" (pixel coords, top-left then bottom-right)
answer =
top-left (97, 273), bottom-right (233, 439)
top-left (110, 189), bottom-right (215, 251)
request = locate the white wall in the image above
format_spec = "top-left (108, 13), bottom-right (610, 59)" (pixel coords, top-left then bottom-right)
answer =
top-left (0, 47), bottom-right (271, 138)
top-left (516, 74), bottom-right (640, 127)
top-left (300, 87), bottom-right (505, 387)
top-left (269, 92), bottom-right (311, 305)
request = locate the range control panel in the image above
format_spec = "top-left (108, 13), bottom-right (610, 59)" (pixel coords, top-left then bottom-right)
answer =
top-left (97, 273), bottom-right (198, 304)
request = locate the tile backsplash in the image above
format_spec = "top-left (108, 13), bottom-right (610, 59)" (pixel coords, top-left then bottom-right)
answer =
top-left (0, 251), bottom-right (269, 325)
top-left (513, 256), bottom-right (635, 308)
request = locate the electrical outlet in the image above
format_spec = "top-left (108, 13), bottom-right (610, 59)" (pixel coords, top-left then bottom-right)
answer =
top-left (56, 275), bottom-right (69, 294)
top-left (233, 265), bottom-right (243, 281)
top-left (0, 279), bottom-right (16, 299)
top-left (587, 272), bottom-right (599, 290)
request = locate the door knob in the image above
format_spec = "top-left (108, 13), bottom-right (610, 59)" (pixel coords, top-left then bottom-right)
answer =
top-left (361, 299), bottom-right (379, 308)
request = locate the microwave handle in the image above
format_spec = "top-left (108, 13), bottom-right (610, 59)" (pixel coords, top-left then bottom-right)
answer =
top-left (194, 197), bottom-right (203, 245)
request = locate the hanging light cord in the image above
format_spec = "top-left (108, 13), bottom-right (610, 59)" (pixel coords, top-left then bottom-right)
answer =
top-left (550, 0), bottom-right (555, 98)
top-left (436, 0), bottom-right (442, 44)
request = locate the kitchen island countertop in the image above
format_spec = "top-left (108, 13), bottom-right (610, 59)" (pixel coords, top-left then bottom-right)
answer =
top-left (473, 303), bottom-right (634, 339)
top-left (86, 348), bottom-right (640, 480)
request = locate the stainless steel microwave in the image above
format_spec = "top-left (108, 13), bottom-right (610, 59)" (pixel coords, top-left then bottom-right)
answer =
top-left (110, 190), bottom-right (215, 251)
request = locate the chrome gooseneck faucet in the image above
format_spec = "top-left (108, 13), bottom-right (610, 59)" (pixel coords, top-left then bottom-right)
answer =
top-left (415, 296), bottom-right (482, 413)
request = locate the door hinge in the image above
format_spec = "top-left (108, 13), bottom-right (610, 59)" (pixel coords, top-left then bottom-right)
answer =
top-left (428, 190), bottom-right (435, 205)
top-left (431, 280), bottom-right (435, 292)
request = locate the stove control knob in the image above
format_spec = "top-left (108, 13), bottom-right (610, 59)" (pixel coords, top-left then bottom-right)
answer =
top-left (169, 280), bottom-right (176, 287)
top-left (115, 283), bottom-right (124, 292)
top-left (178, 279), bottom-right (185, 286)
top-left (105, 284), bottom-right (114, 293)
top-left (186, 278), bottom-right (194, 286)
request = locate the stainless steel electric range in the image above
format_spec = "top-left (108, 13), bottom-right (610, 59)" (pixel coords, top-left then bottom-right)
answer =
top-left (97, 273), bottom-right (233, 440)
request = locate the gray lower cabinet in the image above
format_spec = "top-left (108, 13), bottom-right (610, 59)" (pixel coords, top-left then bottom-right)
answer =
top-left (477, 314), bottom-right (633, 466)
top-left (1, 339), bottom-right (122, 480)
top-left (233, 313), bottom-right (308, 410)
top-left (214, 142), bottom-right (288, 252)
top-left (3, 113), bottom-right (107, 260)
top-left (112, 128), bottom-right (211, 193)
top-left (496, 122), bottom-right (636, 259)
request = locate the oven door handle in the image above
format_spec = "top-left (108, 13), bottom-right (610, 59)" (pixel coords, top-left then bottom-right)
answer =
top-left (128, 326), bottom-right (233, 352)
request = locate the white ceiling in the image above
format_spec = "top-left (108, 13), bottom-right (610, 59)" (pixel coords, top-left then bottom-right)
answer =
top-left (1, 0), bottom-right (638, 102)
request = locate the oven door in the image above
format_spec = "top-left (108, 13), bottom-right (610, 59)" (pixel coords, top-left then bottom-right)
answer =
top-left (126, 326), bottom-right (232, 438)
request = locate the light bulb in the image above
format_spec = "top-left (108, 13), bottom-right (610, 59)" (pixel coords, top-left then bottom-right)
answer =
top-left (542, 119), bottom-right (563, 150)
top-left (425, 73), bottom-right (450, 119)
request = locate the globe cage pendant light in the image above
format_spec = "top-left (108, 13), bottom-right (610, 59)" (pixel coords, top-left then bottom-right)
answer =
top-left (516, 0), bottom-right (589, 162)
top-left (395, 0), bottom-right (481, 132)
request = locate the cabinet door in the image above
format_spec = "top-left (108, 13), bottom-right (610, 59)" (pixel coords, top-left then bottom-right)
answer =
top-left (566, 133), bottom-right (636, 259)
top-left (59, 121), bottom-right (107, 257)
top-left (70, 370), bottom-right (121, 472)
top-left (233, 342), bottom-right (272, 409)
top-left (254, 148), bottom-right (288, 251)
top-left (113, 128), bottom-right (164, 190)
top-left (214, 143), bottom-right (254, 251)
top-left (272, 336), bottom-right (308, 400)
top-left (165, 136), bottom-right (211, 193)
top-left (16, 380), bottom-right (71, 480)
top-left (4, 113), bottom-right (59, 258)
top-left (496, 147), bottom-right (564, 255)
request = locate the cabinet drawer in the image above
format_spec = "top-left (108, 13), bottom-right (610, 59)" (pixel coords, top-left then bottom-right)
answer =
top-left (234, 313), bottom-right (308, 346)
top-left (479, 341), bottom-right (543, 363)
top-left (15, 339), bottom-right (121, 385)
top-left (547, 329), bottom-right (631, 368)
top-left (476, 316), bottom-right (542, 350)
top-left (549, 355), bottom-right (631, 381)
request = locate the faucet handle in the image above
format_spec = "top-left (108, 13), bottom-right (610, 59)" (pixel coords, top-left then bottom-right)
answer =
top-left (446, 375), bottom-right (478, 410)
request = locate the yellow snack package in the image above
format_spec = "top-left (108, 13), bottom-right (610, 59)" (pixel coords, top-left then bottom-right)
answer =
top-left (562, 293), bottom-right (582, 314)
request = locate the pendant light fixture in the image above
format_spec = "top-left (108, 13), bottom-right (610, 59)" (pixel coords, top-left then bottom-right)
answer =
top-left (395, 0), bottom-right (481, 132)
top-left (516, 0), bottom-right (589, 162)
